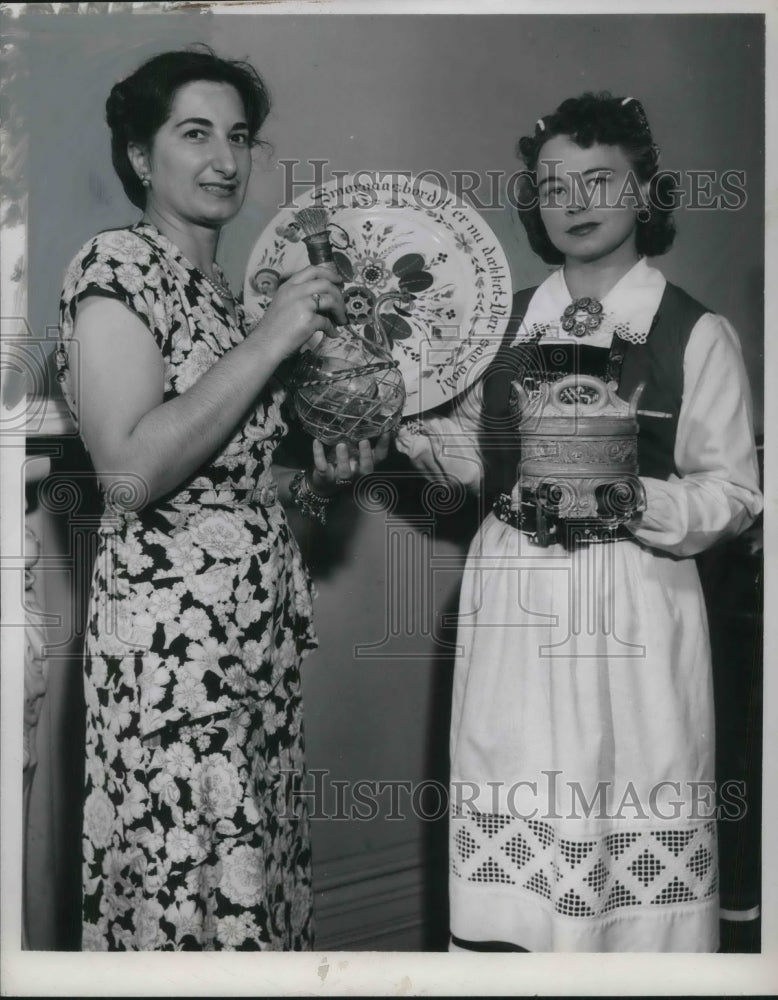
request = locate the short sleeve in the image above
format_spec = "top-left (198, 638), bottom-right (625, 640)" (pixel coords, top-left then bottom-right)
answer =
top-left (59, 228), bottom-right (170, 353)
top-left (56, 227), bottom-right (173, 419)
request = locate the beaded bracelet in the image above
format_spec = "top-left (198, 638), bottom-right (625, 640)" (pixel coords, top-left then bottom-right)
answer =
top-left (289, 470), bottom-right (335, 525)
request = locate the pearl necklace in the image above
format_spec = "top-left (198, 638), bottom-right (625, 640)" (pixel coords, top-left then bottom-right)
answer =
top-left (197, 266), bottom-right (235, 302)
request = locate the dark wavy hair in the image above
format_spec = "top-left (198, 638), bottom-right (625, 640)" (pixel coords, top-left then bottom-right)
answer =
top-left (515, 92), bottom-right (677, 264)
top-left (105, 45), bottom-right (271, 209)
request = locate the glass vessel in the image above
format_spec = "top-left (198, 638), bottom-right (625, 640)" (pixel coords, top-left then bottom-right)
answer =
top-left (289, 293), bottom-right (406, 445)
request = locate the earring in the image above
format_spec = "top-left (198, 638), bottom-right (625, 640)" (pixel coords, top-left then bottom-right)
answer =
top-left (141, 176), bottom-right (150, 189)
top-left (637, 205), bottom-right (651, 223)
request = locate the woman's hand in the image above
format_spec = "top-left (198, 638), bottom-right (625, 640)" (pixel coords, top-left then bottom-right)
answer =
top-left (246, 263), bottom-right (346, 364)
top-left (308, 434), bottom-right (391, 496)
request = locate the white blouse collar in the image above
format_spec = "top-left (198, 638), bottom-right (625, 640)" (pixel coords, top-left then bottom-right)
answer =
top-left (511, 257), bottom-right (667, 348)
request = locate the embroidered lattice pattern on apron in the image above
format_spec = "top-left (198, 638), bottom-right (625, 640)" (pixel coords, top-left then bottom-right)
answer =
top-left (450, 808), bottom-right (718, 918)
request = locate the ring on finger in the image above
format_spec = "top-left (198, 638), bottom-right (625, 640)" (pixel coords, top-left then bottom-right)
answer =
top-left (313, 292), bottom-right (321, 312)
top-left (335, 477), bottom-right (352, 487)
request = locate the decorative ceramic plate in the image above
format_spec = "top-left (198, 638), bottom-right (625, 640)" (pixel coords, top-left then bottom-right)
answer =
top-left (243, 173), bottom-right (513, 415)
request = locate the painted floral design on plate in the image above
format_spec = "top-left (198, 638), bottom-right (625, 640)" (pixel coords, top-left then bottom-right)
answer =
top-left (244, 174), bottom-right (512, 415)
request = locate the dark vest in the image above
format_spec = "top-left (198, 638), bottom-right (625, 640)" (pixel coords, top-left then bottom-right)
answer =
top-left (480, 280), bottom-right (709, 503)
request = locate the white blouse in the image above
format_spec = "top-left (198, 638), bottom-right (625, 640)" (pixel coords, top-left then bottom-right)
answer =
top-left (395, 259), bottom-right (762, 558)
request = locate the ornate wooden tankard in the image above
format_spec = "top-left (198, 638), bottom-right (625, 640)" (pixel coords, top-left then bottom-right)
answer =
top-left (511, 374), bottom-right (647, 545)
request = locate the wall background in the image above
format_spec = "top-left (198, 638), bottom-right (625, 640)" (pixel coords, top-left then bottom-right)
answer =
top-left (13, 7), bottom-right (764, 951)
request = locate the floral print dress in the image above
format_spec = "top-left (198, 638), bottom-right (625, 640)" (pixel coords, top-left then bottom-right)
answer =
top-left (58, 223), bottom-right (317, 951)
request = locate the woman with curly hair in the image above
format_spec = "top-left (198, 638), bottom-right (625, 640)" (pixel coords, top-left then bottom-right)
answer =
top-left (397, 92), bottom-right (761, 951)
top-left (56, 46), bottom-right (386, 951)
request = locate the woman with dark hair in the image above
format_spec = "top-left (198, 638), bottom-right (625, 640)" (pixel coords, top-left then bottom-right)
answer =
top-left (514, 93), bottom-right (677, 264)
top-left (396, 92), bottom-right (761, 951)
top-left (56, 46), bottom-right (385, 951)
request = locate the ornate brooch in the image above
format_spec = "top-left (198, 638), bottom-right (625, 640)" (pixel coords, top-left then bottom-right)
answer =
top-left (560, 296), bottom-right (604, 337)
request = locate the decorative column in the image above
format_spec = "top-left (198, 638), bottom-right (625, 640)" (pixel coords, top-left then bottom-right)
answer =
top-left (22, 456), bottom-right (52, 950)
top-left (22, 398), bottom-right (85, 951)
